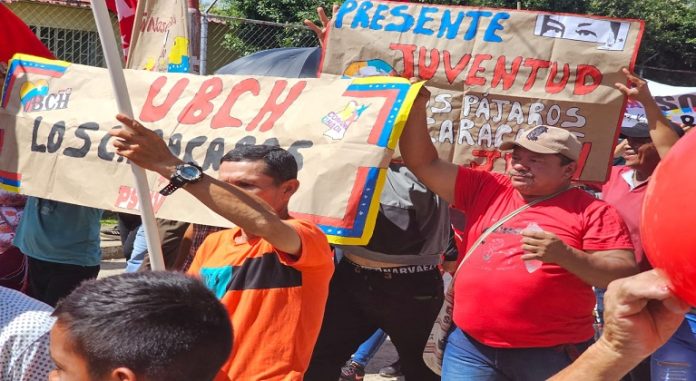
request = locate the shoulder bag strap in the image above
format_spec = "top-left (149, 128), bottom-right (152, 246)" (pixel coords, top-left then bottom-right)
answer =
top-left (450, 186), bottom-right (577, 280)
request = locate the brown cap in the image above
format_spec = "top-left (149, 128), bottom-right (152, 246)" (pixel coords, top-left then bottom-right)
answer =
top-left (500, 125), bottom-right (582, 161)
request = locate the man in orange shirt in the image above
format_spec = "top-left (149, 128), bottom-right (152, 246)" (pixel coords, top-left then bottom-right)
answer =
top-left (109, 117), bottom-right (334, 381)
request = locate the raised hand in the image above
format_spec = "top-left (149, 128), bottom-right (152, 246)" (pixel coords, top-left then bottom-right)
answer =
top-left (614, 67), bottom-right (653, 104)
top-left (303, 4), bottom-right (340, 48)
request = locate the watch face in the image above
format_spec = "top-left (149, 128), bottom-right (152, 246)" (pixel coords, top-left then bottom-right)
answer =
top-left (179, 165), bottom-right (201, 181)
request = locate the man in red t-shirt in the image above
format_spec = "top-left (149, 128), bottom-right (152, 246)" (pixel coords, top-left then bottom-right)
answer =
top-left (600, 69), bottom-right (684, 381)
top-left (399, 87), bottom-right (638, 380)
top-left (603, 69), bottom-right (683, 272)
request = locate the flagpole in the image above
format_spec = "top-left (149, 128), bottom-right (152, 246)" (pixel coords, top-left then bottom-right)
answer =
top-left (91, 0), bottom-right (166, 271)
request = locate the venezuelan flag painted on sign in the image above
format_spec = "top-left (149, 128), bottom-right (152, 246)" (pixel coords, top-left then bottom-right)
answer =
top-left (19, 79), bottom-right (50, 107)
top-left (0, 170), bottom-right (21, 193)
top-left (1, 54), bottom-right (70, 109)
top-left (293, 77), bottom-right (423, 245)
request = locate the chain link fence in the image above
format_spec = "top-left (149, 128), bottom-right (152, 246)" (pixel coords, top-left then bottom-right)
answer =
top-left (4, 1), bottom-right (317, 75)
top-left (4, 0), bottom-right (121, 68)
top-left (5, 1), bottom-right (696, 84)
top-left (203, 14), bottom-right (319, 74)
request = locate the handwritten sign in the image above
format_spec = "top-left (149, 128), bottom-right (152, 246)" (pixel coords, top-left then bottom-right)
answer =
top-left (0, 54), bottom-right (422, 245)
top-left (321, 0), bottom-right (644, 182)
top-left (127, 0), bottom-right (191, 72)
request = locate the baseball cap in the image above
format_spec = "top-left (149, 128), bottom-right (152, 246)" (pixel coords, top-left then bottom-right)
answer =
top-left (500, 125), bottom-right (582, 161)
top-left (620, 122), bottom-right (685, 139)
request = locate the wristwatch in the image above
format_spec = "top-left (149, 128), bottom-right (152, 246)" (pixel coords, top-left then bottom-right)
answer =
top-left (159, 162), bottom-right (203, 196)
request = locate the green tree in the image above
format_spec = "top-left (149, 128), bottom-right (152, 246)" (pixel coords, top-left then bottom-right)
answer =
top-left (223, 0), bottom-right (329, 23)
top-left (218, 1), bottom-right (329, 56)
top-left (586, 0), bottom-right (696, 85)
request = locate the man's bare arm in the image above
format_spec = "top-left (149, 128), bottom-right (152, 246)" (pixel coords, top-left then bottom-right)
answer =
top-left (111, 114), bottom-right (302, 255)
top-left (398, 85), bottom-right (459, 204)
top-left (521, 230), bottom-right (638, 288)
top-left (172, 224), bottom-right (194, 271)
top-left (550, 270), bottom-right (688, 380)
top-left (559, 248), bottom-right (639, 288)
top-left (615, 68), bottom-right (680, 159)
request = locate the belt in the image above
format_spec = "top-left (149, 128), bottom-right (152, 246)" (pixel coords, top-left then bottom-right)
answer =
top-left (343, 257), bottom-right (437, 275)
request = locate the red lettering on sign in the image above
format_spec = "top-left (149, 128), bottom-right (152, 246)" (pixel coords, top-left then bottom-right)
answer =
top-left (382, 44), bottom-right (596, 95)
top-left (390, 43), bottom-right (416, 78)
top-left (140, 76), bottom-right (189, 122)
top-left (574, 65), bottom-right (602, 95)
top-left (418, 47), bottom-right (440, 80)
top-left (178, 77), bottom-right (223, 124)
top-left (114, 186), bottom-right (132, 209)
top-left (546, 62), bottom-right (571, 94)
top-left (491, 56), bottom-right (522, 90)
top-left (443, 51), bottom-right (471, 84)
top-left (466, 54), bottom-right (493, 86)
top-left (522, 58), bottom-right (551, 91)
top-left (114, 185), bottom-right (166, 213)
top-left (246, 80), bottom-right (306, 132)
top-left (210, 78), bottom-right (261, 129)
top-left (504, 152), bottom-right (513, 172)
top-left (469, 149), bottom-right (502, 171)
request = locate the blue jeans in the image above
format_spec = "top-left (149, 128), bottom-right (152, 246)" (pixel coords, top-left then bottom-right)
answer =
top-left (594, 287), bottom-right (606, 325)
top-left (125, 225), bottom-right (147, 273)
top-left (351, 329), bottom-right (388, 366)
top-left (652, 314), bottom-right (696, 380)
top-left (442, 327), bottom-right (593, 381)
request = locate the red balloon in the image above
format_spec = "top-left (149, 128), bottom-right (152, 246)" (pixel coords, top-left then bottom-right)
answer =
top-left (642, 129), bottom-right (696, 306)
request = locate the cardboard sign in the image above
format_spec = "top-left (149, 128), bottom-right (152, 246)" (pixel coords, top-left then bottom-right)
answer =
top-left (623, 81), bottom-right (696, 129)
top-left (0, 54), bottom-right (423, 245)
top-left (653, 93), bottom-right (696, 130)
top-left (320, 0), bottom-right (644, 182)
top-left (127, 0), bottom-right (191, 73)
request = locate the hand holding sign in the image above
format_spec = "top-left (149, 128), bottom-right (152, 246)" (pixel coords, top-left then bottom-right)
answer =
top-left (111, 114), bottom-right (182, 178)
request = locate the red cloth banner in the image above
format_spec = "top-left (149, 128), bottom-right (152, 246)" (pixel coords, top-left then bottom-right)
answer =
top-left (106, 0), bottom-right (139, 59)
top-left (0, 3), bottom-right (54, 63)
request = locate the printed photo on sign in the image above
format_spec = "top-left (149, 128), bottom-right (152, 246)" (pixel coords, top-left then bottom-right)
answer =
top-left (534, 14), bottom-right (630, 51)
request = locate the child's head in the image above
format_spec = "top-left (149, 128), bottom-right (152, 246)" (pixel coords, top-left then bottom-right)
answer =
top-left (48, 271), bottom-right (232, 381)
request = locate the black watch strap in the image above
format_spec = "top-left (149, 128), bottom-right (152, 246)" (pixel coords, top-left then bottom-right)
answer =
top-left (159, 181), bottom-right (181, 196)
top-left (159, 162), bottom-right (201, 196)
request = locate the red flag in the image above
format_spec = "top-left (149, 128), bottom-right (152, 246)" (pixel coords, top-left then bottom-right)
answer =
top-left (106, 0), bottom-right (138, 58)
top-left (0, 3), bottom-right (54, 62)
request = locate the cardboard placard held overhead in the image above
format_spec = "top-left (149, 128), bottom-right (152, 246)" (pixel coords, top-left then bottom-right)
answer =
top-left (320, 0), bottom-right (644, 183)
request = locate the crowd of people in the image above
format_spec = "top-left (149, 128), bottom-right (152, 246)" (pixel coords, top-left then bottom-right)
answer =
top-left (1, 3), bottom-right (695, 381)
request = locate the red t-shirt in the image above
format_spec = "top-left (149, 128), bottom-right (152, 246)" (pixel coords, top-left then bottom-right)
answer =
top-left (452, 167), bottom-right (633, 348)
top-left (601, 166), bottom-right (651, 271)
